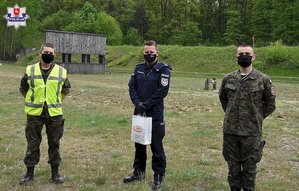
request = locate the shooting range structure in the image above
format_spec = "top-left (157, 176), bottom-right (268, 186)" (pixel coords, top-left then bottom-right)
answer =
top-left (45, 30), bottom-right (107, 74)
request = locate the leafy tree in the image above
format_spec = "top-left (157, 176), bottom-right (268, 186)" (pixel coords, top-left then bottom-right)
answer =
top-left (238, 0), bottom-right (254, 44)
top-left (21, 18), bottom-right (43, 48)
top-left (64, 2), bottom-right (123, 45)
top-left (198, 0), bottom-right (219, 44)
top-left (107, 0), bottom-right (116, 14)
top-left (271, 0), bottom-right (299, 45)
top-left (41, 0), bottom-right (85, 16)
top-left (181, 21), bottom-right (202, 46)
top-left (130, 2), bottom-right (149, 38)
top-left (100, 0), bottom-right (136, 39)
top-left (1, 0), bottom-right (299, 60)
top-left (123, 27), bottom-right (143, 45)
top-left (40, 10), bottom-right (74, 31)
top-left (223, 10), bottom-right (242, 45)
top-left (168, 21), bottom-right (202, 46)
top-left (166, 0), bottom-right (201, 45)
top-left (142, 0), bottom-right (164, 43)
top-left (95, 12), bottom-right (123, 45)
top-left (251, 0), bottom-right (273, 46)
top-left (0, 0), bottom-right (11, 59)
top-left (216, 0), bottom-right (229, 41)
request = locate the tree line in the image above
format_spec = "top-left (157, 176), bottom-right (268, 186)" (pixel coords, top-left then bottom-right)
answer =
top-left (1, 0), bottom-right (298, 60)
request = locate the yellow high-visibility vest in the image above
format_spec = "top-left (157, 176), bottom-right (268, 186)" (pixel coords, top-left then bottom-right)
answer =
top-left (24, 63), bottom-right (67, 116)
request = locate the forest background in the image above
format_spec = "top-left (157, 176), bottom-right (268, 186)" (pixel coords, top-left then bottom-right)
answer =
top-left (1, 0), bottom-right (298, 60)
top-left (1, 1), bottom-right (299, 190)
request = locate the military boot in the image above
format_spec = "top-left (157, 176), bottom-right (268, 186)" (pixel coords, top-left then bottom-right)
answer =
top-left (152, 174), bottom-right (164, 190)
top-left (230, 186), bottom-right (241, 191)
top-left (51, 166), bottom-right (64, 184)
top-left (123, 171), bottom-right (145, 183)
top-left (19, 166), bottom-right (34, 185)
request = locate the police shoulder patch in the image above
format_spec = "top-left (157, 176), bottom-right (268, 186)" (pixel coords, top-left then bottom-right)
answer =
top-left (161, 73), bottom-right (169, 78)
top-left (161, 77), bottom-right (169, 86)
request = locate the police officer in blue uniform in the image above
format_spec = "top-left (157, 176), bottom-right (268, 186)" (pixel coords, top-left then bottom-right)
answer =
top-left (124, 40), bottom-right (171, 190)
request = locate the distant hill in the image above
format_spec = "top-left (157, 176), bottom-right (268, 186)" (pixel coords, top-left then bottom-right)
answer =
top-left (106, 45), bottom-right (299, 78)
top-left (16, 45), bottom-right (299, 79)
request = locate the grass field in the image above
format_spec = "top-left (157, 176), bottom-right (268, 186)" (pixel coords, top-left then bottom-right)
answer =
top-left (16, 45), bottom-right (299, 78)
top-left (0, 63), bottom-right (298, 191)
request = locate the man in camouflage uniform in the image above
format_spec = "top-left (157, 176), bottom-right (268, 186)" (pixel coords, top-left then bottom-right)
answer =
top-left (19, 43), bottom-right (71, 185)
top-left (219, 44), bottom-right (276, 191)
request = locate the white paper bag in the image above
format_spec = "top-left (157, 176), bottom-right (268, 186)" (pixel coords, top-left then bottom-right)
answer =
top-left (131, 115), bottom-right (152, 145)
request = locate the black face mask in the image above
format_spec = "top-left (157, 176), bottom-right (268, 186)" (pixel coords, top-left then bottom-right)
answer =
top-left (41, 54), bottom-right (54, 64)
top-left (144, 54), bottom-right (157, 63)
top-left (237, 55), bottom-right (252, 68)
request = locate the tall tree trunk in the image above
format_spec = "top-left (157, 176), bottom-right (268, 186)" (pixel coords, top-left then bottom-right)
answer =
top-left (2, 26), bottom-right (8, 60)
top-left (10, 31), bottom-right (15, 60)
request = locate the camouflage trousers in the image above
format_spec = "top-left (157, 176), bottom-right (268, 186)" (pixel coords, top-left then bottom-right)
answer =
top-left (223, 133), bottom-right (265, 190)
top-left (24, 115), bottom-right (64, 167)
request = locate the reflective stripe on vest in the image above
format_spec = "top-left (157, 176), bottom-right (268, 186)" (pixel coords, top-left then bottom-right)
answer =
top-left (24, 63), bottom-right (67, 116)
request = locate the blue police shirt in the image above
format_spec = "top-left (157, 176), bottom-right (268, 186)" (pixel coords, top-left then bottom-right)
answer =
top-left (128, 62), bottom-right (171, 120)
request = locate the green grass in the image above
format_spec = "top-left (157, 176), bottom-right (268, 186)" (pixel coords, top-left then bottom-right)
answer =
top-left (103, 45), bottom-right (299, 78)
top-left (0, 63), bottom-right (298, 190)
top-left (13, 45), bottom-right (299, 80)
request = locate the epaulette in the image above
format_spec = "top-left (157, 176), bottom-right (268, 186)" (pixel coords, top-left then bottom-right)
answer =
top-left (224, 70), bottom-right (238, 79)
top-left (154, 62), bottom-right (172, 71)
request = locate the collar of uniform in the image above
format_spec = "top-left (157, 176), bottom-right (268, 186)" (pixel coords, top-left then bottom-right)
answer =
top-left (246, 69), bottom-right (258, 79)
top-left (153, 62), bottom-right (171, 72)
top-left (235, 69), bottom-right (258, 80)
top-left (145, 60), bottom-right (158, 69)
top-left (39, 62), bottom-right (55, 74)
top-left (231, 70), bottom-right (242, 80)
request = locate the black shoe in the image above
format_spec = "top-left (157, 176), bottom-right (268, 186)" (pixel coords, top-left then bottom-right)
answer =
top-left (152, 174), bottom-right (164, 190)
top-left (51, 166), bottom-right (64, 184)
top-left (19, 166), bottom-right (34, 185)
top-left (123, 172), bottom-right (145, 183)
top-left (243, 188), bottom-right (253, 191)
top-left (230, 186), bottom-right (241, 191)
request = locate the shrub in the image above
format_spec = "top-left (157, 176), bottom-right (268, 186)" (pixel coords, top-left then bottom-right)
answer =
top-left (265, 45), bottom-right (295, 66)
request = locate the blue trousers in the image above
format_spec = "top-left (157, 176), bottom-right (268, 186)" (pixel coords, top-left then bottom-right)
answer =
top-left (133, 120), bottom-right (166, 176)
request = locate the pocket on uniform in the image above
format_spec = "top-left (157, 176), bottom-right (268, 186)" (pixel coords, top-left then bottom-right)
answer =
top-left (225, 83), bottom-right (237, 100)
top-left (250, 86), bottom-right (264, 101)
top-left (153, 121), bottom-right (165, 138)
top-left (225, 83), bottom-right (237, 90)
top-left (248, 140), bottom-right (265, 163)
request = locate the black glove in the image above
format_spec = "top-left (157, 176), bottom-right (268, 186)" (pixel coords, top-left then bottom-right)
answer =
top-left (136, 102), bottom-right (147, 114)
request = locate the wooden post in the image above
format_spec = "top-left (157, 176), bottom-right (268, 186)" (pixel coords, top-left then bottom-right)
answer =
top-left (204, 78), bottom-right (209, 90)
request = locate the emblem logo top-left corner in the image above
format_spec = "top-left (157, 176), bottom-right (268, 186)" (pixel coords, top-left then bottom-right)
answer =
top-left (4, 4), bottom-right (30, 30)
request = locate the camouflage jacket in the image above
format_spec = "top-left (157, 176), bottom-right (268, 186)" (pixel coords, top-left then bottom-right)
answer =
top-left (219, 69), bottom-right (276, 136)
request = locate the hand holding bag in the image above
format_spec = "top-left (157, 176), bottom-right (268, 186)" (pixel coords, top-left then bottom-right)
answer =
top-left (131, 115), bottom-right (152, 145)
